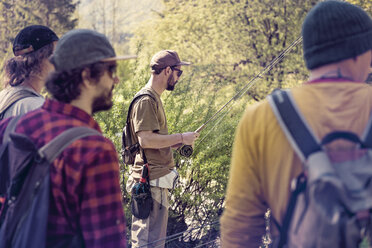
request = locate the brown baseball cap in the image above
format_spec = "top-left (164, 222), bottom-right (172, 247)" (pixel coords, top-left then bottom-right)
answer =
top-left (150, 50), bottom-right (191, 70)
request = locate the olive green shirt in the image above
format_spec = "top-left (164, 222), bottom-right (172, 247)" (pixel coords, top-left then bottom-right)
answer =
top-left (130, 86), bottom-right (174, 181)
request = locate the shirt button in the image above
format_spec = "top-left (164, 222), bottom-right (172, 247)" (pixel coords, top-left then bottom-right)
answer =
top-left (116, 219), bottom-right (121, 225)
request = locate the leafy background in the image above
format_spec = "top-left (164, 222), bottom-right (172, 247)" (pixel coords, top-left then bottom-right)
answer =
top-left (0, 0), bottom-right (371, 246)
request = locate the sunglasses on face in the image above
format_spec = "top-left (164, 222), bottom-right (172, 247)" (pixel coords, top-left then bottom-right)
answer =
top-left (105, 64), bottom-right (117, 79)
top-left (171, 66), bottom-right (183, 77)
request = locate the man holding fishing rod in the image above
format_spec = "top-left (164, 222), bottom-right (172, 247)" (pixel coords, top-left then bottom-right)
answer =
top-left (126, 50), bottom-right (199, 247)
top-left (221, 0), bottom-right (372, 247)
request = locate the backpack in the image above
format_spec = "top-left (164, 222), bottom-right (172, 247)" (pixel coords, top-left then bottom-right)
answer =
top-left (0, 115), bottom-right (101, 248)
top-left (121, 91), bottom-right (156, 165)
top-left (0, 89), bottom-right (37, 120)
top-left (268, 89), bottom-right (372, 248)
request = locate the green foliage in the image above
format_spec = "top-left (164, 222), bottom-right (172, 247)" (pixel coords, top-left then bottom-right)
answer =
top-left (2, 0), bottom-right (370, 245)
top-left (0, 0), bottom-right (78, 84)
top-left (37, 0), bottom-right (78, 34)
top-left (94, 0), bottom-right (334, 245)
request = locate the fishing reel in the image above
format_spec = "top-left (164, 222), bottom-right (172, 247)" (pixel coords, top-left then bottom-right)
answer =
top-left (177, 126), bottom-right (203, 158)
top-left (178, 145), bottom-right (193, 157)
top-left (175, 39), bottom-right (301, 159)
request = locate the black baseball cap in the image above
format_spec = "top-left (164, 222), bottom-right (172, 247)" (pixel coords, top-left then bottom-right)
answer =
top-left (13, 25), bottom-right (59, 56)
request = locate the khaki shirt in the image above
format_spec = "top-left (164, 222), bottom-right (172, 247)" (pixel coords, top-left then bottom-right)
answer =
top-left (130, 86), bottom-right (174, 181)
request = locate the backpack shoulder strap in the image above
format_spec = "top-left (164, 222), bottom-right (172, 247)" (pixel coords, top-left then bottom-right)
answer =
top-left (2, 115), bottom-right (22, 144)
top-left (0, 115), bottom-right (22, 198)
top-left (267, 89), bottom-right (320, 248)
top-left (126, 91), bottom-right (156, 124)
top-left (0, 90), bottom-right (37, 120)
top-left (267, 89), bottom-right (321, 162)
top-left (38, 127), bottom-right (101, 163)
top-left (125, 91), bottom-right (156, 164)
top-left (0, 127), bottom-right (100, 247)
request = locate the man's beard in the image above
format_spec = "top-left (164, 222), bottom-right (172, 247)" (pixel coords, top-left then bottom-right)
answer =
top-left (92, 86), bottom-right (114, 113)
top-left (166, 73), bottom-right (177, 91)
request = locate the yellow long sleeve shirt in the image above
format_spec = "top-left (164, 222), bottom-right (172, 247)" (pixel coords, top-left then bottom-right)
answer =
top-left (220, 81), bottom-right (372, 247)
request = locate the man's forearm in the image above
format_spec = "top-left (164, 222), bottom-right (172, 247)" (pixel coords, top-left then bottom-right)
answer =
top-left (138, 131), bottom-right (183, 149)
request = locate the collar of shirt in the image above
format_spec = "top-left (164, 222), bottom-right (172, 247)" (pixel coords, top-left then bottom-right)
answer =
top-left (42, 98), bottom-right (102, 132)
top-left (305, 78), bottom-right (360, 84)
top-left (19, 85), bottom-right (43, 97)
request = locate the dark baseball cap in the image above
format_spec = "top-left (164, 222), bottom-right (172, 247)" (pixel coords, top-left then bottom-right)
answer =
top-left (13, 25), bottom-right (59, 56)
top-left (150, 50), bottom-right (191, 70)
top-left (50, 29), bottom-right (137, 71)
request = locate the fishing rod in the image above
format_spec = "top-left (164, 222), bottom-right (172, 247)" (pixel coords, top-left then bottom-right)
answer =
top-left (178, 36), bottom-right (303, 157)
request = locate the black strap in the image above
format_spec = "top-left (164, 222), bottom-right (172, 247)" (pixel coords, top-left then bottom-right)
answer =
top-left (276, 173), bottom-right (307, 248)
top-left (268, 90), bottom-right (319, 247)
top-left (0, 90), bottom-right (37, 120)
top-left (140, 149), bottom-right (148, 164)
top-left (268, 89), bottom-right (321, 162)
top-left (0, 116), bottom-right (22, 195)
top-left (126, 91), bottom-right (156, 125)
top-left (361, 111), bottom-right (372, 148)
top-left (321, 131), bottom-right (362, 146)
top-left (126, 90), bottom-right (156, 165)
top-left (0, 116), bottom-right (22, 197)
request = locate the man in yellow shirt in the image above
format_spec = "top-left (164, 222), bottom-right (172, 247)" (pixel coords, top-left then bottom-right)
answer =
top-left (220, 1), bottom-right (372, 247)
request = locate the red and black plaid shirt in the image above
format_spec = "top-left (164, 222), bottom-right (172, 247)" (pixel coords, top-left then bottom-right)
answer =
top-left (0, 99), bottom-right (126, 248)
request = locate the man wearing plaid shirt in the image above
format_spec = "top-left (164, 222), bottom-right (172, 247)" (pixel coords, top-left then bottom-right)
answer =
top-left (0, 29), bottom-right (134, 247)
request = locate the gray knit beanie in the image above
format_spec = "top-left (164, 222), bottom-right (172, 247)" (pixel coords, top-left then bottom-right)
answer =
top-left (302, 0), bottom-right (372, 70)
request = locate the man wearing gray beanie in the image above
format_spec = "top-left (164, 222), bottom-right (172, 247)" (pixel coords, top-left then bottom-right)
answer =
top-left (221, 1), bottom-right (372, 247)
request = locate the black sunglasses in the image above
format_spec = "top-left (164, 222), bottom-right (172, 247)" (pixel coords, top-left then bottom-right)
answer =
top-left (105, 64), bottom-right (117, 79)
top-left (171, 66), bottom-right (183, 77)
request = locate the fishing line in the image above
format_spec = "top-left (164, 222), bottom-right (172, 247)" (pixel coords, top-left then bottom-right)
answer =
top-left (179, 36), bottom-right (303, 157)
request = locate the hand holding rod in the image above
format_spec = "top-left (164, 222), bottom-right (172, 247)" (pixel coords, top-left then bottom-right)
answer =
top-left (178, 124), bottom-right (205, 157)
top-left (178, 36), bottom-right (303, 158)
